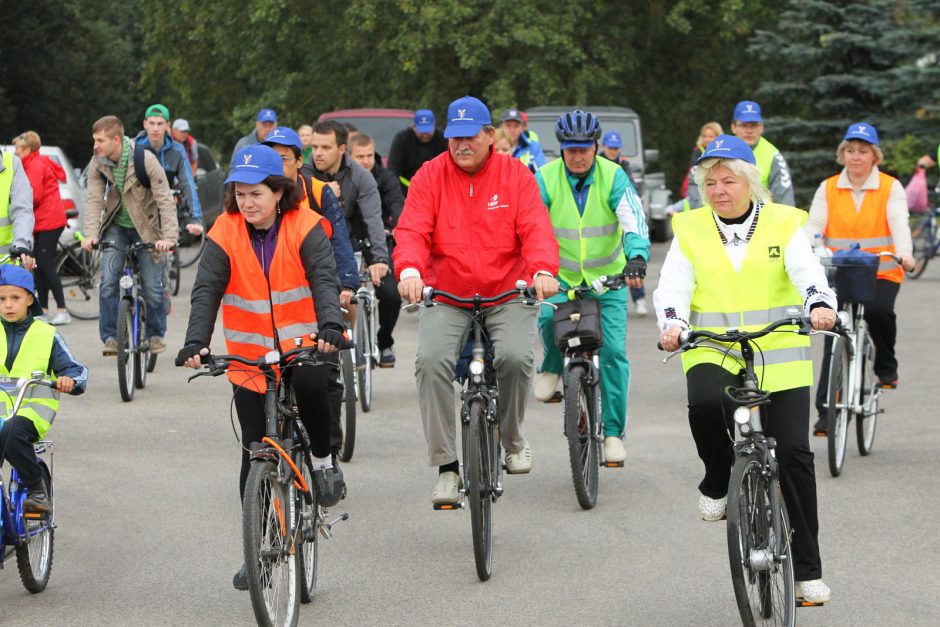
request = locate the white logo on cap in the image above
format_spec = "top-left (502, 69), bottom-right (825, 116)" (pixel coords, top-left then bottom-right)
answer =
top-left (457, 109), bottom-right (467, 120)
top-left (243, 154), bottom-right (253, 165)
top-left (713, 139), bottom-right (725, 149)
top-left (855, 125), bottom-right (869, 136)
top-left (745, 104), bottom-right (756, 113)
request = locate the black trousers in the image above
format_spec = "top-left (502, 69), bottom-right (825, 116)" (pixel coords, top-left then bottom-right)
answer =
top-left (687, 364), bottom-right (822, 580)
top-left (815, 279), bottom-right (900, 416)
top-left (34, 227), bottom-right (66, 309)
top-left (0, 416), bottom-right (42, 486)
top-left (233, 363), bottom-right (334, 500)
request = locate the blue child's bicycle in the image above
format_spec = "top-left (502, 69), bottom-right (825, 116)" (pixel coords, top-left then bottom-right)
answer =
top-left (0, 372), bottom-right (57, 593)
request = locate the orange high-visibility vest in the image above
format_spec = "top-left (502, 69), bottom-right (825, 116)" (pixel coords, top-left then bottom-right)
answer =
top-left (298, 175), bottom-right (326, 211)
top-left (208, 208), bottom-right (333, 392)
top-left (824, 171), bottom-right (903, 283)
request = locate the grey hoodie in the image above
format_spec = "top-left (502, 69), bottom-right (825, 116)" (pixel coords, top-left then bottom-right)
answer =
top-left (0, 154), bottom-right (35, 252)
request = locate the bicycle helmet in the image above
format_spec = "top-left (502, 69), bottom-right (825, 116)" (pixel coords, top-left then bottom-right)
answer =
top-left (555, 109), bottom-right (601, 149)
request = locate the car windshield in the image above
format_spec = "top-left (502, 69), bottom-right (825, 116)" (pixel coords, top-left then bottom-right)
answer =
top-left (325, 117), bottom-right (412, 157)
top-left (526, 118), bottom-right (639, 160)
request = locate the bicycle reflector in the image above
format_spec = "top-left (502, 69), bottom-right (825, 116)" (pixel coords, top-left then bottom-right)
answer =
top-left (734, 407), bottom-right (751, 425)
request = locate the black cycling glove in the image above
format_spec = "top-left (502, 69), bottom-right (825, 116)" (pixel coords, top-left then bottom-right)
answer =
top-left (175, 344), bottom-right (208, 367)
top-left (627, 256), bottom-right (647, 279)
top-left (316, 328), bottom-right (346, 348)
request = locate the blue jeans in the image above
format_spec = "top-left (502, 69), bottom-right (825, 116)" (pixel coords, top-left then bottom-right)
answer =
top-left (98, 225), bottom-right (167, 343)
top-left (630, 286), bottom-right (645, 303)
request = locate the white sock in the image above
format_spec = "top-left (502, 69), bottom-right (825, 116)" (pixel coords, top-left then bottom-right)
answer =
top-left (312, 455), bottom-right (333, 470)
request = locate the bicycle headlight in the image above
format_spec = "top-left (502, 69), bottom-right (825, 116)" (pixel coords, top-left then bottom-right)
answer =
top-left (119, 275), bottom-right (134, 290)
top-left (733, 407), bottom-right (751, 425)
top-left (469, 360), bottom-right (484, 376)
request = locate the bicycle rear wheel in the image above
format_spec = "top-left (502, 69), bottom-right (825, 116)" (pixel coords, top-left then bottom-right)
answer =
top-left (356, 299), bottom-right (373, 413)
top-left (465, 400), bottom-right (494, 581)
top-left (857, 331), bottom-right (879, 456)
top-left (907, 217), bottom-right (932, 279)
top-left (243, 460), bottom-right (300, 627)
top-left (116, 298), bottom-right (134, 402)
top-left (56, 243), bottom-right (100, 320)
top-left (134, 298), bottom-right (150, 389)
top-left (169, 251), bottom-right (182, 296)
top-left (563, 365), bottom-right (599, 509)
top-left (178, 229), bottom-right (206, 268)
top-left (15, 467), bottom-right (54, 593)
top-left (298, 456), bottom-right (319, 604)
top-left (826, 337), bottom-right (850, 477)
top-left (727, 452), bottom-right (795, 627)
top-left (337, 349), bottom-right (357, 462)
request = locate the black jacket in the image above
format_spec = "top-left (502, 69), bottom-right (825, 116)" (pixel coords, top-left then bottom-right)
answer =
top-left (386, 128), bottom-right (447, 195)
top-left (369, 161), bottom-right (404, 229)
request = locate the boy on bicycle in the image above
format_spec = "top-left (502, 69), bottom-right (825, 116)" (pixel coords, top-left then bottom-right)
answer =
top-left (0, 265), bottom-right (87, 513)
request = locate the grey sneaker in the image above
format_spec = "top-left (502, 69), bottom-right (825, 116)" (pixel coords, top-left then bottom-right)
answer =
top-left (49, 310), bottom-right (72, 325)
top-left (505, 441), bottom-right (533, 474)
top-left (379, 347), bottom-right (396, 368)
top-left (149, 337), bottom-right (167, 354)
top-left (232, 564), bottom-right (248, 591)
top-left (103, 338), bottom-right (118, 356)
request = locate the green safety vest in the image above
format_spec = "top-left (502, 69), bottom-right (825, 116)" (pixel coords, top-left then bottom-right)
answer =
top-left (0, 152), bottom-right (14, 254)
top-left (751, 137), bottom-right (781, 190)
top-left (0, 321), bottom-right (60, 439)
top-left (672, 203), bottom-right (812, 392)
top-left (541, 157), bottom-right (625, 286)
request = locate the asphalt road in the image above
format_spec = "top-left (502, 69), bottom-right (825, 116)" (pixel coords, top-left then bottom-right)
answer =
top-left (1, 242), bottom-right (938, 626)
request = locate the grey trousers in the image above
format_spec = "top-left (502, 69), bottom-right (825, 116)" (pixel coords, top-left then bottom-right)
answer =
top-left (415, 300), bottom-right (537, 467)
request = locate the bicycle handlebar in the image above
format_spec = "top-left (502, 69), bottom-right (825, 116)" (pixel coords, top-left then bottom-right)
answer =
top-left (95, 241), bottom-right (175, 253)
top-left (2, 373), bottom-right (56, 423)
top-left (183, 340), bottom-right (354, 378)
top-left (421, 281), bottom-right (538, 306)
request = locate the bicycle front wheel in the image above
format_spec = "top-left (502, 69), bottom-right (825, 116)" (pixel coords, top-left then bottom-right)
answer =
top-left (826, 337), bottom-right (850, 477)
top-left (134, 298), bottom-right (150, 390)
top-left (907, 217), bottom-right (932, 279)
top-left (563, 365), bottom-right (599, 509)
top-left (337, 349), bottom-right (357, 462)
top-left (170, 251), bottom-right (182, 296)
top-left (727, 452), bottom-right (795, 627)
top-left (56, 243), bottom-right (100, 320)
top-left (298, 457), bottom-right (319, 604)
top-left (15, 467), bottom-right (54, 593)
top-left (466, 400), bottom-right (493, 581)
top-left (356, 300), bottom-right (373, 413)
top-left (857, 331), bottom-right (879, 455)
top-left (116, 298), bottom-right (134, 402)
top-left (243, 460), bottom-right (300, 627)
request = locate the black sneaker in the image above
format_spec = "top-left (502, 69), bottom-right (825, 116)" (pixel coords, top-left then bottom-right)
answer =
top-left (233, 564), bottom-right (248, 591)
top-left (379, 347), bottom-right (396, 368)
top-left (314, 462), bottom-right (346, 507)
top-left (813, 417), bottom-right (828, 437)
top-left (24, 483), bottom-right (50, 514)
top-left (877, 375), bottom-right (898, 389)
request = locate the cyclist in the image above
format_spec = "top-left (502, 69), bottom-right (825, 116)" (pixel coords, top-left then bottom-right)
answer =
top-left (687, 101), bottom-right (794, 209)
top-left (499, 108), bottom-right (546, 170)
top-left (533, 110), bottom-right (649, 465)
top-left (82, 115), bottom-right (177, 356)
top-left (170, 118), bottom-right (199, 179)
top-left (0, 145), bottom-right (36, 269)
top-left (0, 264), bottom-right (86, 513)
top-left (387, 109), bottom-right (447, 197)
top-left (135, 104), bottom-right (204, 237)
top-left (232, 108), bottom-right (278, 158)
top-left (349, 132), bottom-right (405, 367)
top-left (654, 135), bottom-right (836, 604)
top-left (394, 95), bottom-right (559, 505)
top-left (177, 144), bottom-right (346, 590)
top-left (806, 123), bottom-right (915, 433)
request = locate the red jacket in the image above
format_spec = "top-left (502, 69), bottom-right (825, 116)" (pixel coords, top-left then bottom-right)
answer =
top-left (21, 152), bottom-right (68, 233)
top-left (393, 149), bottom-right (558, 303)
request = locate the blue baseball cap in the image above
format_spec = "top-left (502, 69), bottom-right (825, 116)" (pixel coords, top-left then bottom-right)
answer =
top-left (602, 131), bottom-right (622, 148)
top-left (695, 135), bottom-right (756, 166)
top-left (262, 126), bottom-right (302, 150)
top-left (733, 100), bottom-right (763, 123)
top-left (257, 108), bottom-right (278, 123)
top-left (843, 122), bottom-right (879, 146)
top-left (414, 109), bottom-right (435, 134)
top-left (226, 144), bottom-right (284, 184)
top-left (0, 265), bottom-right (44, 316)
top-left (444, 96), bottom-right (491, 139)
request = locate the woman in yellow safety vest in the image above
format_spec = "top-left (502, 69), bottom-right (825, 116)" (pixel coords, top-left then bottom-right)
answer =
top-left (654, 135), bottom-right (837, 605)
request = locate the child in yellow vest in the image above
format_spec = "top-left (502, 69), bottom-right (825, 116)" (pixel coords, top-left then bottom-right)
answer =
top-left (0, 265), bottom-right (86, 513)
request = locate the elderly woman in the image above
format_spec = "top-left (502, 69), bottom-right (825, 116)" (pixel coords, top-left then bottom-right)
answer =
top-left (806, 123), bottom-right (915, 433)
top-left (654, 135), bottom-right (837, 604)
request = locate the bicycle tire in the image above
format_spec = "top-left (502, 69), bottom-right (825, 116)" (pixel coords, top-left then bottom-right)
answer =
top-left (298, 456), bottom-right (319, 604)
top-left (466, 400), bottom-right (493, 581)
top-left (243, 460), bottom-right (300, 627)
top-left (727, 451), bottom-right (795, 627)
top-left (857, 330), bottom-right (879, 456)
top-left (170, 251), bottom-right (182, 296)
top-left (15, 466), bottom-right (54, 593)
top-left (563, 365), bottom-right (599, 509)
top-left (826, 337), bottom-right (850, 477)
top-left (116, 298), bottom-right (134, 402)
top-left (337, 349), bottom-right (357, 462)
top-left (56, 243), bottom-right (100, 320)
top-left (134, 298), bottom-right (150, 390)
top-left (178, 229), bottom-right (206, 268)
top-left (907, 217), bottom-right (932, 279)
top-left (357, 300), bottom-right (373, 413)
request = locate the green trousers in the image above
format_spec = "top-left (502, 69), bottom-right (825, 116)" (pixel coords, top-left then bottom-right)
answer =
top-left (538, 285), bottom-right (630, 437)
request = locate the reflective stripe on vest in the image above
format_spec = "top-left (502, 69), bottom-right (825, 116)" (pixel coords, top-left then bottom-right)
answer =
top-left (542, 157), bottom-right (625, 286)
top-left (0, 321), bottom-right (59, 439)
top-left (751, 137), bottom-right (780, 189)
top-left (0, 152), bottom-right (14, 251)
top-left (208, 209), bottom-right (332, 393)
top-left (672, 203), bottom-right (812, 392)
top-left (824, 171), bottom-right (903, 283)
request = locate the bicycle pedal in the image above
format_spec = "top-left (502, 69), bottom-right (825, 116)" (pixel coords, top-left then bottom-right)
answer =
top-left (796, 598), bottom-right (825, 607)
top-left (433, 501), bottom-right (463, 511)
top-left (545, 390), bottom-right (563, 404)
top-left (601, 461), bottom-right (624, 468)
top-left (22, 512), bottom-right (47, 520)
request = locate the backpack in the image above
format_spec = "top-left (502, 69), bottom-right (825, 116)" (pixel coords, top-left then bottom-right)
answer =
top-left (100, 144), bottom-right (151, 189)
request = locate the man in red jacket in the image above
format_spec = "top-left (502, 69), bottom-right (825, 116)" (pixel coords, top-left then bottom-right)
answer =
top-left (394, 95), bottom-right (559, 505)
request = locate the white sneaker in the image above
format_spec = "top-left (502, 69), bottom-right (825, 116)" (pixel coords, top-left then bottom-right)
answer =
top-left (698, 494), bottom-right (727, 521)
top-left (533, 372), bottom-right (560, 402)
top-left (49, 311), bottom-right (72, 326)
top-left (634, 298), bottom-right (649, 317)
top-left (797, 579), bottom-right (831, 604)
top-left (604, 437), bottom-right (626, 463)
top-left (432, 471), bottom-right (460, 505)
top-left (505, 441), bottom-right (533, 474)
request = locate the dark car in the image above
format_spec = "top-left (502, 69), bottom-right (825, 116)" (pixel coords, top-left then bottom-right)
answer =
top-left (196, 143), bottom-right (225, 227)
top-left (318, 108), bottom-right (414, 163)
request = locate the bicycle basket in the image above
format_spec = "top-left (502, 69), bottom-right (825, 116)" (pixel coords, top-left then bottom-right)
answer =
top-left (832, 247), bottom-right (879, 303)
top-left (553, 298), bottom-right (604, 352)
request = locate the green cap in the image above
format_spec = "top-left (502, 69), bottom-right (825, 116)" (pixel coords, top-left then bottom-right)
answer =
top-left (145, 103), bottom-right (170, 120)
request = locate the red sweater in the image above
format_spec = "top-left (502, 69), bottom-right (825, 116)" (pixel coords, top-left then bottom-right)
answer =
top-left (21, 152), bottom-right (68, 233)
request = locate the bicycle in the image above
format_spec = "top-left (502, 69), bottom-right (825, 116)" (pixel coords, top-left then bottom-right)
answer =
top-left (351, 247), bottom-right (378, 413)
top-left (98, 241), bottom-right (164, 402)
top-left (0, 373), bottom-right (58, 594)
top-left (55, 232), bottom-right (101, 320)
top-left (907, 202), bottom-right (938, 279)
top-left (185, 343), bottom-right (349, 627)
top-left (336, 322), bottom-right (357, 463)
top-left (174, 192), bottom-right (206, 269)
top-left (662, 314), bottom-right (834, 625)
top-left (822, 251), bottom-right (900, 476)
top-left (414, 281), bottom-right (536, 582)
top-left (547, 273), bottom-right (627, 510)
